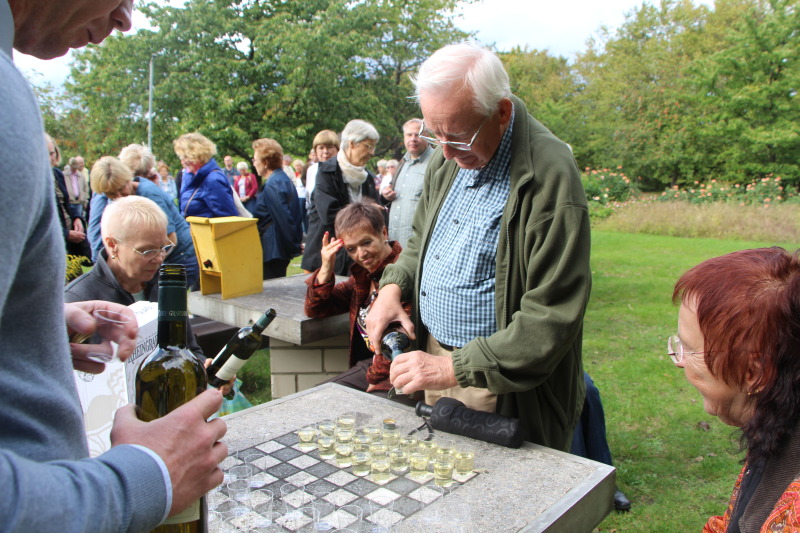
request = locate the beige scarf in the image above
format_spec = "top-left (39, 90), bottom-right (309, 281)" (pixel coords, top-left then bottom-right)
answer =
top-left (337, 149), bottom-right (367, 203)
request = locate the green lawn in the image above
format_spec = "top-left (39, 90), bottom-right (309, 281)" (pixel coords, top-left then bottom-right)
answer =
top-left (239, 233), bottom-right (798, 531)
top-left (589, 231), bottom-right (795, 531)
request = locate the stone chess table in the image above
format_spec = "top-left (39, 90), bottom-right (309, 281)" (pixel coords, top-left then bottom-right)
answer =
top-left (220, 383), bottom-right (614, 532)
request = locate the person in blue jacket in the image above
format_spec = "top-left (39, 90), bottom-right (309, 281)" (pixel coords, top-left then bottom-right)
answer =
top-left (173, 132), bottom-right (238, 219)
top-left (252, 137), bottom-right (303, 279)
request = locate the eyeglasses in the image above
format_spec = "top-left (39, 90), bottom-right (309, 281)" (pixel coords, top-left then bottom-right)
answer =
top-left (667, 335), bottom-right (704, 364)
top-left (116, 238), bottom-right (176, 259)
top-left (419, 115), bottom-right (490, 152)
top-left (359, 141), bottom-right (377, 152)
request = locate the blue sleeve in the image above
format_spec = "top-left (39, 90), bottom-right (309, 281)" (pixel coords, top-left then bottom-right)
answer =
top-left (206, 172), bottom-right (238, 217)
top-left (137, 181), bottom-right (178, 234)
top-left (0, 445), bottom-right (169, 533)
top-left (88, 194), bottom-right (108, 262)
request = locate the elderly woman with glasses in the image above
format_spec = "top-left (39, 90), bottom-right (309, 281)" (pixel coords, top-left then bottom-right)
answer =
top-left (87, 155), bottom-right (200, 289)
top-left (301, 120), bottom-right (382, 276)
top-left (671, 247), bottom-right (800, 531)
top-left (65, 196), bottom-right (207, 358)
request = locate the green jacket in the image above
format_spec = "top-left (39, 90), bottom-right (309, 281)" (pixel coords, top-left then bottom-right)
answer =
top-left (380, 96), bottom-right (591, 451)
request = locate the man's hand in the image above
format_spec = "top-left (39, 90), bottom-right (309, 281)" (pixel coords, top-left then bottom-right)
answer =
top-left (389, 350), bottom-right (458, 394)
top-left (67, 229), bottom-right (86, 243)
top-left (365, 284), bottom-right (414, 349)
top-left (381, 185), bottom-right (397, 202)
top-left (66, 301), bottom-right (138, 372)
top-left (72, 218), bottom-right (85, 233)
top-left (111, 389), bottom-right (228, 517)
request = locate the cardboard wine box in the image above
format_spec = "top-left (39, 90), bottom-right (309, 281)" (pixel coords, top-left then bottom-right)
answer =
top-left (73, 301), bottom-right (158, 457)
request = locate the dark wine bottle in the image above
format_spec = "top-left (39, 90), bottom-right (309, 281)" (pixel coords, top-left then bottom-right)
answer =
top-left (379, 322), bottom-right (410, 361)
top-left (135, 264), bottom-right (208, 533)
top-left (207, 308), bottom-right (276, 397)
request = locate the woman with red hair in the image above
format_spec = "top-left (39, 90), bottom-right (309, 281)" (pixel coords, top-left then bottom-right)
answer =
top-left (671, 247), bottom-right (800, 531)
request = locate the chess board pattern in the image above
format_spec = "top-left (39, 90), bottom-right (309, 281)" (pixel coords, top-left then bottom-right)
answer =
top-left (216, 427), bottom-right (479, 531)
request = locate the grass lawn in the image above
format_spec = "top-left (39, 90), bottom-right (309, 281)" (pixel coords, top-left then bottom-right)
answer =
top-left (589, 231), bottom-right (795, 532)
top-left (236, 232), bottom-right (798, 531)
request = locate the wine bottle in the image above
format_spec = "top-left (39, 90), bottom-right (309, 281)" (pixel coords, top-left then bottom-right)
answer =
top-left (207, 308), bottom-right (277, 396)
top-left (379, 322), bottom-right (410, 361)
top-left (136, 264), bottom-right (208, 533)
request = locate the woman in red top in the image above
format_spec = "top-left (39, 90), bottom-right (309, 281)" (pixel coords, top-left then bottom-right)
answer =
top-left (305, 200), bottom-right (411, 402)
top-left (671, 247), bottom-right (800, 532)
top-left (234, 161), bottom-right (259, 213)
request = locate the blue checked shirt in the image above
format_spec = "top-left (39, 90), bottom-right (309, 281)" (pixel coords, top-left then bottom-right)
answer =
top-left (419, 107), bottom-right (515, 347)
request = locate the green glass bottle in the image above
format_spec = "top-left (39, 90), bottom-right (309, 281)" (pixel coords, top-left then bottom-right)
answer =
top-left (136, 264), bottom-right (208, 533)
top-left (207, 308), bottom-right (276, 397)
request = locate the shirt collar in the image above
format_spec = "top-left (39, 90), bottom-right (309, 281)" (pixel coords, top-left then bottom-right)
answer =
top-left (1, 0), bottom-right (14, 57)
top-left (404, 144), bottom-right (434, 164)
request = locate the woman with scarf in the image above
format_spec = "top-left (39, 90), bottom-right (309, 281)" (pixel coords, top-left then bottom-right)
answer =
top-left (301, 120), bottom-right (381, 275)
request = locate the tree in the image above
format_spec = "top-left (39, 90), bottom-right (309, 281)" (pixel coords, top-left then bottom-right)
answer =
top-left (65, 0), bottom-right (471, 168)
top-left (499, 47), bottom-right (585, 148)
top-left (694, 0), bottom-right (800, 185)
top-left (573, 0), bottom-right (719, 188)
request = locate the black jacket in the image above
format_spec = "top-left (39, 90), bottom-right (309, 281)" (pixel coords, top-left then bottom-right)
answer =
top-left (301, 158), bottom-right (380, 274)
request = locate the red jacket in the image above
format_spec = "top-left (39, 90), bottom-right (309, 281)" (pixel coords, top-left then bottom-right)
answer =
top-left (234, 172), bottom-right (258, 199)
top-left (304, 241), bottom-right (405, 390)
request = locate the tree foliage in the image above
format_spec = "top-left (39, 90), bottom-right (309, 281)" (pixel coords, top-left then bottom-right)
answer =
top-left (50, 0), bottom-right (799, 188)
top-left (66, 0), bottom-right (471, 168)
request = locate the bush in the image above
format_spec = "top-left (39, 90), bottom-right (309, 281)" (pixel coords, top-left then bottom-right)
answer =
top-left (581, 167), bottom-right (641, 206)
top-left (658, 175), bottom-right (796, 206)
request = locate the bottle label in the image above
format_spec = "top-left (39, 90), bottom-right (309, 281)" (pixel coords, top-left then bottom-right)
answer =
top-left (161, 498), bottom-right (200, 524)
top-left (158, 284), bottom-right (188, 322)
top-left (215, 355), bottom-right (247, 381)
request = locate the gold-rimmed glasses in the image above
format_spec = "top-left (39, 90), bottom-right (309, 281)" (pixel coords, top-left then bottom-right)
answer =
top-left (419, 115), bottom-right (490, 152)
top-left (115, 238), bottom-right (175, 259)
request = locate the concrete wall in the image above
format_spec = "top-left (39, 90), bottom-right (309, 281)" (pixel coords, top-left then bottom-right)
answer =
top-left (269, 334), bottom-right (350, 398)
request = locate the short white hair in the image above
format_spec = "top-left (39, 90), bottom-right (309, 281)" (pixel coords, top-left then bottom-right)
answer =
top-left (412, 42), bottom-right (511, 117)
top-left (340, 119), bottom-right (379, 150)
top-left (236, 161), bottom-right (249, 172)
top-left (101, 196), bottom-right (167, 243)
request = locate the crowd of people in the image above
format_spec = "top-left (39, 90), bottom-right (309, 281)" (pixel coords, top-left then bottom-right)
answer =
top-left (4, 0), bottom-right (800, 530)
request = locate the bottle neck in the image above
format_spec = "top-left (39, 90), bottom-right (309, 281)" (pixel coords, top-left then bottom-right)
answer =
top-left (157, 283), bottom-right (188, 348)
top-left (252, 309), bottom-right (277, 336)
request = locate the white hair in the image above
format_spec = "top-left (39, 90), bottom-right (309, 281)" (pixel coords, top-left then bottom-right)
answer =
top-left (340, 119), bottom-right (379, 150)
top-left (411, 42), bottom-right (511, 117)
top-left (101, 196), bottom-right (167, 243)
top-left (236, 161), bottom-right (249, 172)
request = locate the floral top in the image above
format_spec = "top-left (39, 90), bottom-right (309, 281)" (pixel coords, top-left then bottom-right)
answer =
top-left (704, 464), bottom-right (800, 532)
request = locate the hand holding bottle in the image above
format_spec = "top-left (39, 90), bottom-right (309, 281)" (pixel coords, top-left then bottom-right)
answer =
top-left (112, 388), bottom-right (229, 516)
top-left (365, 283), bottom-right (415, 352)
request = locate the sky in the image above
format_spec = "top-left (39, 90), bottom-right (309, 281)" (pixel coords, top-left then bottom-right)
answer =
top-left (13, 0), bottom-right (714, 87)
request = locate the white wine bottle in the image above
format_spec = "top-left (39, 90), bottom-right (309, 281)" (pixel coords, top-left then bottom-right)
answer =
top-left (136, 264), bottom-right (208, 533)
top-left (206, 308), bottom-right (276, 397)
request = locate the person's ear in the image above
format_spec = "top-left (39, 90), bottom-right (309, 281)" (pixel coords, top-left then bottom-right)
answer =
top-left (105, 237), bottom-right (119, 259)
top-left (745, 353), bottom-right (763, 395)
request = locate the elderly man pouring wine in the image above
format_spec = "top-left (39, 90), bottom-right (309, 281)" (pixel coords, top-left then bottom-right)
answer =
top-left (366, 42), bottom-right (592, 452)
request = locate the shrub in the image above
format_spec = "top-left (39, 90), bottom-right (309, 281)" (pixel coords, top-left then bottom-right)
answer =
top-left (658, 175), bottom-right (796, 206)
top-left (582, 167), bottom-right (640, 207)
